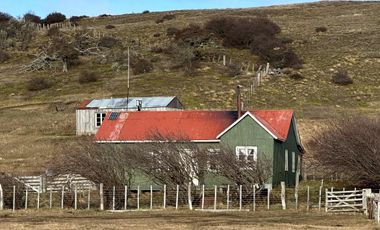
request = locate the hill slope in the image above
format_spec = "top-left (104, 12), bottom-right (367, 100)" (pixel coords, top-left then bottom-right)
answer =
top-left (0, 2), bottom-right (379, 174)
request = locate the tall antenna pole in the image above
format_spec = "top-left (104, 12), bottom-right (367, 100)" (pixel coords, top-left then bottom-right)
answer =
top-left (126, 46), bottom-right (130, 111)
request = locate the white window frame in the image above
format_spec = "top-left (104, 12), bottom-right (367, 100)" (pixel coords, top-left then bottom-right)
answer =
top-left (292, 152), bottom-right (296, 173)
top-left (96, 112), bottom-right (106, 127)
top-left (207, 148), bottom-right (220, 171)
top-left (285, 149), bottom-right (289, 172)
top-left (235, 146), bottom-right (258, 163)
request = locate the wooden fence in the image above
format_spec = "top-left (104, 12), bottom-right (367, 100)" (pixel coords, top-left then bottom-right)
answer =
top-left (325, 189), bottom-right (364, 212)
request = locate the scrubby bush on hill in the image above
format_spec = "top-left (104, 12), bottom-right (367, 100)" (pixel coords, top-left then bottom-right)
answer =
top-left (69, 15), bottom-right (88, 23)
top-left (156, 14), bottom-right (176, 24)
top-left (131, 57), bottom-right (153, 75)
top-left (105, 24), bottom-right (115, 29)
top-left (46, 26), bottom-right (60, 37)
top-left (27, 77), bottom-right (52, 91)
top-left (23, 13), bottom-right (41, 24)
top-left (98, 36), bottom-right (119, 48)
top-left (315, 26), bottom-right (328, 33)
top-left (0, 12), bottom-right (13, 23)
top-left (44, 12), bottom-right (66, 24)
top-left (79, 71), bottom-right (98, 84)
top-left (332, 70), bottom-right (353, 85)
top-left (0, 51), bottom-right (10, 63)
top-left (166, 27), bottom-right (179, 37)
top-left (142, 10), bottom-right (150, 14)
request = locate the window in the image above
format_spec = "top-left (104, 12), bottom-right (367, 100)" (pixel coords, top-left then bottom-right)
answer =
top-left (96, 113), bottom-right (106, 127)
top-left (285, 149), bottom-right (288, 172)
top-left (292, 152), bottom-right (296, 173)
top-left (207, 149), bottom-right (220, 171)
top-left (236, 146), bottom-right (257, 163)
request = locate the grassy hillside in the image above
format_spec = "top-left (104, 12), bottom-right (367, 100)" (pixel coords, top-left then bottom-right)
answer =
top-left (0, 2), bottom-right (379, 174)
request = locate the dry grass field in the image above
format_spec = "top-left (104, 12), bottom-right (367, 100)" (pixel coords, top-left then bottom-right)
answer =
top-left (0, 210), bottom-right (377, 230)
top-left (0, 2), bottom-right (379, 174)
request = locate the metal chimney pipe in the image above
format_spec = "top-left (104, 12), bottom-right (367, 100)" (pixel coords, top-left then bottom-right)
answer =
top-left (236, 85), bottom-right (242, 118)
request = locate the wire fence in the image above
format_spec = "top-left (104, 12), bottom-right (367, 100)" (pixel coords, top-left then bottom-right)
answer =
top-left (0, 182), bottom-right (342, 212)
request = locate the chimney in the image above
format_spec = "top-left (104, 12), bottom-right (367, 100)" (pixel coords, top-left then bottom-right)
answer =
top-left (236, 85), bottom-right (242, 118)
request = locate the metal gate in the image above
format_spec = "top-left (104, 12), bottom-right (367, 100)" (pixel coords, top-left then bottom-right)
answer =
top-left (325, 189), bottom-right (364, 212)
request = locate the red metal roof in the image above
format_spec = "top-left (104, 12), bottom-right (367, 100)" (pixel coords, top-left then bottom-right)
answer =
top-left (95, 110), bottom-right (294, 142)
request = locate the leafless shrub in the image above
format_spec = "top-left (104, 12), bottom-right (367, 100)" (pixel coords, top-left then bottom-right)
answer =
top-left (155, 18), bottom-right (164, 24)
top-left (0, 172), bottom-right (25, 209)
top-left (0, 12), bottom-right (13, 23)
top-left (166, 27), bottom-right (179, 37)
top-left (78, 71), bottom-right (98, 84)
top-left (46, 26), bottom-right (60, 37)
top-left (162, 14), bottom-right (176, 21)
top-left (315, 26), bottom-right (328, 33)
top-left (306, 115), bottom-right (380, 187)
top-left (153, 33), bottom-right (161, 37)
top-left (98, 36), bottom-right (119, 48)
top-left (289, 72), bottom-right (304, 80)
top-left (0, 50), bottom-right (10, 63)
top-left (131, 57), bottom-right (153, 75)
top-left (226, 63), bottom-right (242, 77)
top-left (27, 76), bottom-right (52, 91)
top-left (43, 12), bottom-right (66, 24)
top-left (23, 13), bottom-right (41, 24)
top-left (105, 24), bottom-right (115, 29)
top-left (331, 70), bottom-right (353, 85)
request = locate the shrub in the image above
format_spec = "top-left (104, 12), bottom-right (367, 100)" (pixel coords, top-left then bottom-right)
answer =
top-left (315, 26), bottom-right (328, 33)
top-left (280, 37), bottom-right (294, 44)
top-left (131, 57), bottom-right (153, 75)
top-left (0, 173), bottom-right (25, 209)
top-left (0, 12), bottom-right (13, 23)
top-left (27, 77), bottom-right (52, 91)
top-left (142, 10), bottom-right (150, 14)
top-left (44, 12), bottom-right (66, 24)
top-left (155, 18), bottom-right (164, 24)
top-left (105, 24), bottom-right (115, 29)
top-left (98, 36), bottom-right (119, 48)
top-left (153, 33), bottom-right (160, 37)
top-left (79, 71), bottom-right (98, 84)
top-left (0, 51), bottom-right (10, 63)
top-left (23, 13), bottom-right (41, 24)
top-left (166, 27), bottom-right (179, 37)
top-left (226, 64), bottom-right (242, 77)
top-left (99, 14), bottom-right (110, 18)
top-left (332, 70), bottom-right (353, 85)
top-left (46, 26), bottom-right (60, 37)
top-left (289, 72), bottom-right (304, 80)
top-left (162, 14), bottom-right (176, 21)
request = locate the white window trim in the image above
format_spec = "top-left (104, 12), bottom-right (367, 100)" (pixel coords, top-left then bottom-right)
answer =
top-left (292, 152), bottom-right (296, 173)
top-left (285, 149), bottom-right (289, 172)
top-left (207, 148), bottom-right (220, 171)
top-left (96, 112), bottom-right (106, 127)
top-left (235, 146), bottom-right (258, 163)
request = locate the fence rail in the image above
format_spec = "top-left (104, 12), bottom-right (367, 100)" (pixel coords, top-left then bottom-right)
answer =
top-left (325, 189), bottom-right (364, 213)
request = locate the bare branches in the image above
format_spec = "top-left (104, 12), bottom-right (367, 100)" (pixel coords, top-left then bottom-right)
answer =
top-left (22, 51), bottom-right (57, 72)
top-left (307, 114), bottom-right (380, 187)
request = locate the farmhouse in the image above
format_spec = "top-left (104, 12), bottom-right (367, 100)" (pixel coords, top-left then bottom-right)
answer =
top-left (76, 96), bottom-right (184, 135)
top-left (95, 109), bottom-right (304, 187)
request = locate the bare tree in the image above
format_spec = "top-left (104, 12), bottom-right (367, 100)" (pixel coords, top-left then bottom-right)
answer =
top-left (307, 114), bottom-right (380, 187)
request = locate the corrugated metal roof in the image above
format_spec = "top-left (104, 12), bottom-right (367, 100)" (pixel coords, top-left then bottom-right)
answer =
top-left (84, 96), bottom-right (176, 109)
top-left (95, 110), bottom-right (294, 142)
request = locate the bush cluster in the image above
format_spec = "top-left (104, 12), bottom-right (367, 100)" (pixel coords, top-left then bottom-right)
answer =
top-left (46, 26), bottom-right (60, 37)
top-left (204, 17), bottom-right (303, 68)
top-left (166, 27), bottom-right (179, 37)
top-left (332, 70), bottom-right (353, 85)
top-left (27, 77), bottom-right (52, 91)
top-left (79, 71), bottom-right (98, 84)
top-left (131, 57), bottom-right (153, 75)
top-left (315, 26), bottom-right (328, 33)
top-left (23, 13), bottom-right (41, 24)
top-left (105, 24), bottom-right (115, 29)
top-left (98, 36), bottom-right (119, 48)
top-left (142, 10), bottom-right (150, 14)
top-left (0, 12), bottom-right (13, 23)
top-left (43, 12), bottom-right (66, 24)
top-left (0, 51), bottom-right (10, 63)
top-left (155, 14), bottom-right (176, 24)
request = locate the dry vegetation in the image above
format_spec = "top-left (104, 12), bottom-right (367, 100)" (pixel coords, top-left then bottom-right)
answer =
top-left (0, 210), bottom-right (376, 229)
top-left (0, 2), bottom-right (379, 174)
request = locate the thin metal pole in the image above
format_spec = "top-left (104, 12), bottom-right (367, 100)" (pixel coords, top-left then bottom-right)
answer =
top-left (214, 185), bottom-right (217, 211)
top-left (227, 185), bottom-right (230, 210)
top-left (201, 185), bottom-right (205, 210)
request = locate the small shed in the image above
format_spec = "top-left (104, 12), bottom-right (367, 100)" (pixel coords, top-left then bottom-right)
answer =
top-left (76, 96), bottom-right (184, 135)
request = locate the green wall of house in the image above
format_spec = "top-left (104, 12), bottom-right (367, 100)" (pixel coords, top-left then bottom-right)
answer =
top-left (272, 118), bottom-right (301, 187)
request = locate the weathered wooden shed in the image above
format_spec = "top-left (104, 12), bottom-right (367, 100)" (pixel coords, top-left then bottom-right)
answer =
top-left (76, 96), bottom-right (184, 135)
top-left (95, 109), bottom-right (304, 187)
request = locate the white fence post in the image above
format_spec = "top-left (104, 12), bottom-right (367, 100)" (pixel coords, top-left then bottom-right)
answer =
top-left (163, 185), bottom-right (166, 209)
top-left (74, 185), bottom-right (78, 210)
top-left (49, 188), bottom-right (53, 209)
top-left (175, 185), bottom-right (179, 210)
top-left (214, 185), bottom-right (217, 211)
top-left (37, 190), bottom-right (40, 210)
top-left (12, 186), bottom-right (15, 211)
top-left (267, 188), bottom-right (271, 210)
top-left (0, 184), bottom-right (3, 211)
top-left (318, 186), bottom-right (322, 211)
top-left (99, 183), bottom-right (104, 211)
top-left (281, 182), bottom-right (286, 210)
top-left (239, 185), bottom-right (242, 211)
top-left (227, 185), bottom-right (230, 210)
top-left (61, 186), bottom-right (64, 209)
top-left (112, 186), bottom-right (115, 211)
top-left (188, 182), bottom-right (192, 210)
top-left (87, 186), bottom-right (91, 210)
top-left (201, 185), bottom-right (205, 210)
top-left (253, 184), bottom-right (256, 212)
top-left (137, 185), bottom-right (140, 210)
top-left (307, 186), bottom-right (310, 211)
top-left (25, 188), bottom-right (28, 210)
top-left (325, 189), bottom-right (328, 212)
top-left (124, 185), bottom-right (128, 210)
top-left (150, 185), bottom-right (153, 210)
